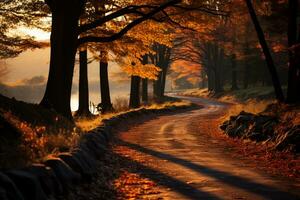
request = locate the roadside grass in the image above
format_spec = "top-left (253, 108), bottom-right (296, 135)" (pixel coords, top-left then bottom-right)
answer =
top-left (178, 87), bottom-right (278, 120)
top-left (0, 94), bottom-right (191, 169)
top-left (76, 97), bottom-right (192, 132)
top-left (179, 86), bottom-right (281, 102)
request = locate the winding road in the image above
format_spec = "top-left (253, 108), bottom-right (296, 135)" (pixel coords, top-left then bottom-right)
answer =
top-left (114, 96), bottom-right (300, 200)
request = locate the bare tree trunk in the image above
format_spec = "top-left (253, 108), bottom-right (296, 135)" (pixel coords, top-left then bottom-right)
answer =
top-left (153, 72), bottom-right (162, 100)
top-left (231, 53), bottom-right (239, 90)
top-left (245, 0), bottom-right (285, 102)
top-left (129, 75), bottom-right (141, 108)
top-left (99, 51), bottom-right (113, 113)
top-left (161, 65), bottom-right (168, 96)
top-left (142, 78), bottom-right (148, 103)
top-left (243, 25), bottom-right (251, 89)
top-left (213, 44), bottom-right (224, 93)
top-left (40, 0), bottom-right (85, 119)
top-left (207, 68), bottom-right (214, 91)
top-left (287, 0), bottom-right (300, 103)
top-left (76, 49), bottom-right (91, 117)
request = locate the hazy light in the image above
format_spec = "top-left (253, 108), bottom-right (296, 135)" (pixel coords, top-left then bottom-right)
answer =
top-left (71, 95), bottom-right (79, 111)
top-left (20, 27), bottom-right (50, 41)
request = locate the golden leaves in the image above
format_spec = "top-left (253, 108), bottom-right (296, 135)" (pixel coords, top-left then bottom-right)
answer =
top-left (121, 56), bottom-right (161, 79)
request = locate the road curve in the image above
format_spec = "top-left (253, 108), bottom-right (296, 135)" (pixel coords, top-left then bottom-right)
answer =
top-left (115, 96), bottom-right (300, 200)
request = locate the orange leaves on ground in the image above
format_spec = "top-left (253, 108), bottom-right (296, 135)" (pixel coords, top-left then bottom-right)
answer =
top-left (113, 145), bottom-right (162, 200)
top-left (114, 171), bottom-right (160, 200)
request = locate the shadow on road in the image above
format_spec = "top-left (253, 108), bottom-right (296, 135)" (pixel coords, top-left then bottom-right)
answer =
top-left (114, 152), bottom-right (222, 200)
top-left (116, 140), bottom-right (299, 200)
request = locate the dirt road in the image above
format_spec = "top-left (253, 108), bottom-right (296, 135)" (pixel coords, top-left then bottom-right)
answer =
top-left (114, 96), bottom-right (300, 200)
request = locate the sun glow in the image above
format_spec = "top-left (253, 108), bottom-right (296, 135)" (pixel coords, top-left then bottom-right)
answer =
top-left (71, 96), bottom-right (79, 112)
top-left (20, 27), bottom-right (50, 41)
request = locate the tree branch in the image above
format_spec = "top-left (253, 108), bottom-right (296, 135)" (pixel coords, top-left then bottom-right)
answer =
top-left (78, 0), bottom-right (181, 46)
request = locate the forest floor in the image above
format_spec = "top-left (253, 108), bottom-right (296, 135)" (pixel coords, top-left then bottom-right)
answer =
top-left (69, 96), bottom-right (300, 200)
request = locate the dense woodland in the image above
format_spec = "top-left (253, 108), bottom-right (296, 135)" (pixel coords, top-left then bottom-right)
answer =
top-left (0, 1), bottom-right (300, 199)
top-left (0, 0), bottom-right (299, 120)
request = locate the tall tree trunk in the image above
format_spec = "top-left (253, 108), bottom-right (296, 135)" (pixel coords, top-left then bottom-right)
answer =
top-left (129, 75), bottom-right (141, 108)
top-left (200, 71), bottom-right (207, 89)
top-left (40, 0), bottom-right (85, 119)
top-left (142, 78), bottom-right (148, 103)
top-left (160, 65), bottom-right (168, 96)
top-left (207, 68), bottom-right (214, 91)
top-left (99, 51), bottom-right (113, 113)
top-left (243, 64), bottom-right (250, 89)
top-left (287, 0), bottom-right (300, 103)
top-left (141, 55), bottom-right (148, 103)
top-left (153, 73), bottom-right (162, 100)
top-left (214, 69), bottom-right (223, 93)
top-left (243, 25), bottom-right (251, 89)
top-left (231, 53), bottom-right (239, 90)
top-left (245, 0), bottom-right (285, 102)
top-left (76, 49), bottom-right (91, 116)
top-left (214, 44), bottom-right (224, 93)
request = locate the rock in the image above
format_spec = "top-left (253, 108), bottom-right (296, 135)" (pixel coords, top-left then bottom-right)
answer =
top-left (262, 121), bottom-right (277, 136)
top-left (233, 125), bottom-right (248, 137)
top-left (275, 126), bottom-right (300, 152)
top-left (58, 152), bottom-right (94, 182)
top-left (247, 132), bottom-right (268, 142)
top-left (71, 148), bottom-right (97, 170)
top-left (229, 115), bottom-right (238, 121)
top-left (25, 164), bottom-right (63, 196)
top-left (6, 170), bottom-right (48, 200)
top-left (82, 132), bottom-right (107, 146)
top-left (77, 143), bottom-right (99, 159)
top-left (235, 114), bottom-right (254, 125)
top-left (44, 157), bottom-right (81, 192)
top-left (220, 120), bottom-right (230, 131)
top-left (79, 138), bottom-right (107, 159)
top-left (0, 172), bottom-right (24, 200)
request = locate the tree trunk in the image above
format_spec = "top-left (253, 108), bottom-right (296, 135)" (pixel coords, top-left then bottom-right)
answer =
top-left (142, 78), bottom-right (148, 103)
top-left (76, 49), bottom-right (91, 116)
top-left (245, 0), bottom-right (285, 102)
top-left (207, 68), bottom-right (214, 91)
top-left (160, 65), bottom-right (168, 96)
top-left (214, 69), bottom-right (223, 93)
top-left (153, 73), bottom-right (162, 100)
top-left (40, 0), bottom-right (85, 119)
top-left (214, 44), bottom-right (224, 93)
top-left (99, 51), bottom-right (113, 113)
top-left (231, 54), bottom-right (239, 90)
top-left (200, 71), bottom-right (207, 89)
top-left (243, 64), bottom-right (250, 89)
top-left (129, 75), bottom-right (141, 108)
top-left (287, 0), bottom-right (300, 103)
top-left (244, 26), bottom-right (250, 89)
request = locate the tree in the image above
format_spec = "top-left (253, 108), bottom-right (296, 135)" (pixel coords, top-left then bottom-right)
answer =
top-left (40, 0), bottom-right (184, 119)
top-left (75, 49), bottom-right (91, 117)
top-left (150, 43), bottom-right (172, 100)
top-left (245, 0), bottom-right (285, 102)
top-left (141, 55), bottom-right (149, 103)
top-left (99, 50), bottom-right (113, 113)
top-left (129, 75), bottom-right (141, 108)
top-left (287, 0), bottom-right (300, 103)
top-left (0, 0), bottom-right (48, 58)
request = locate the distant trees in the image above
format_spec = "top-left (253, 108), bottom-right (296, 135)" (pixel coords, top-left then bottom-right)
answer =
top-left (170, 0), bottom-right (298, 105)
